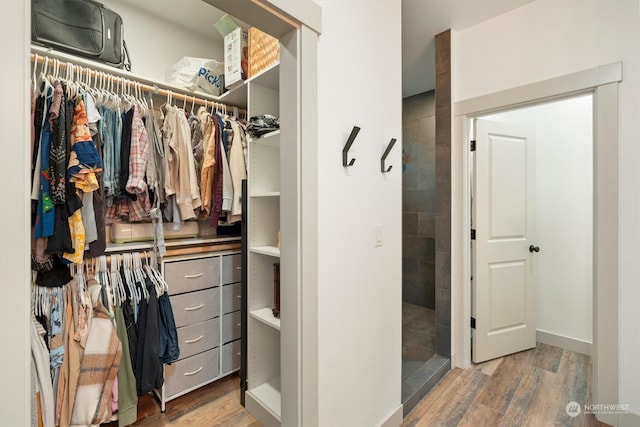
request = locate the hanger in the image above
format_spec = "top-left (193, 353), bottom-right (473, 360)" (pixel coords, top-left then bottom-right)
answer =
top-left (31, 53), bottom-right (39, 96)
top-left (134, 252), bottom-right (149, 300)
top-left (110, 254), bottom-right (126, 306)
top-left (122, 253), bottom-right (139, 305)
top-left (38, 57), bottom-right (53, 97)
top-left (74, 261), bottom-right (87, 306)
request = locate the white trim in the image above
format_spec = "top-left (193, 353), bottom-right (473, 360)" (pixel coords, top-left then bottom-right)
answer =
top-left (455, 62), bottom-right (622, 116)
top-left (4, 0), bottom-right (31, 424)
top-left (380, 405), bottom-right (403, 427)
top-left (536, 330), bottom-right (592, 356)
top-left (592, 81), bottom-right (619, 421)
top-left (452, 63), bottom-right (621, 425)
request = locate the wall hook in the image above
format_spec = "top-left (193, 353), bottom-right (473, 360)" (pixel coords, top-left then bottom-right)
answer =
top-left (342, 126), bottom-right (361, 167)
top-left (381, 138), bottom-right (397, 173)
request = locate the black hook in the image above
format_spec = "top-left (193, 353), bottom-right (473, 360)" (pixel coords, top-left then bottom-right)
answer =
top-left (381, 138), bottom-right (397, 173)
top-left (342, 126), bottom-right (360, 167)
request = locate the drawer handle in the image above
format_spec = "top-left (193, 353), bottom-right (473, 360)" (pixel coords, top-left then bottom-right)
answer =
top-left (184, 335), bottom-right (204, 344)
top-left (184, 273), bottom-right (204, 279)
top-left (236, 295), bottom-right (242, 299)
top-left (184, 367), bottom-right (203, 376)
top-left (185, 304), bottom-right (204, 311)
top-left (236, 266), bottom-right (241, 270)
top-left (236, 323), bottom-right (241, 327)
top-left (236, 352), bottom-right (241, 356)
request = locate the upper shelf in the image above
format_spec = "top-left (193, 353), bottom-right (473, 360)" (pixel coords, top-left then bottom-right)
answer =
top-left (247, 63), bottom-right (279, 91)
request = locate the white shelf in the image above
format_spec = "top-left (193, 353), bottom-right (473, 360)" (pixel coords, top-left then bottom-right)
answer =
top-left (250, 307), bottom-right (281, 330)
top-left (250, 129), bottom-right (280, 144)
top-left (247, 377), bottom-right (282, 420)
top-left (250, 246), bottom-right (281, 257)
top-left (104, 236), bottom-right (240, 253)
top-left (247, 63), bottom-right (280, 90)
top-left (250, 191), bottom-right (280, 198)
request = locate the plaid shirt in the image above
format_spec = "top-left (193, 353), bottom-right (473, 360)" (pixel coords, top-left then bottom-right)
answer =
top-left (105, 106), bottom-right (151, 223)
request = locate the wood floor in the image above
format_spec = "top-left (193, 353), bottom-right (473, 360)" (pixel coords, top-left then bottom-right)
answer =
top-left (107, 343), bottom-right (609, 427)
top-left (103, 373), bottom-right (259, 427)
top-left (402, 343), bottom-right (610, 427)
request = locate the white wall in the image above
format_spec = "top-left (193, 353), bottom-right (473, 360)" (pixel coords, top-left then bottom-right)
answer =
top-left (316, 1), bottom-right (403, 425)
top-left (483, 95), bottom-right (593, 346)
top-left (1, 0), bottom-right (31, 424)
top-left (101, 0), bottom-right (224, 83)
top-left (452, 0), bottom-right (640, 415)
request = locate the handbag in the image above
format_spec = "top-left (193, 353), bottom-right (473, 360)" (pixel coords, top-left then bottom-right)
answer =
top-left (32, 0), bottom-right (131, 70)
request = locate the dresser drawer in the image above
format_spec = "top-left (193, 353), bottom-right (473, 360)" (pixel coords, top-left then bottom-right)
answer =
top-left (165, 257), bottom-right (220, 295)
top-left (221, 339), bottom-right (241, 374)
top-left (176, 317), bottom-right (220, 361)
top-left (222, 311), bottom-right (242, 344)
top-left (164, 347), bottom-right (220, 398)
top-left (171, 287), bottom-right (220, 328)
top-left (221, 254), bottom-right (241, 285)
top-left (221, 283), bottom-right (242, 314)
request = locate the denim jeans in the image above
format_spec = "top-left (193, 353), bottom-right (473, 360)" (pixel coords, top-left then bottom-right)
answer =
top-left (158, 292), bottom-right (180, 364)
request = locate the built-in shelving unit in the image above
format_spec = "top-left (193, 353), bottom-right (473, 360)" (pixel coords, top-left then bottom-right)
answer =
top-left (245, 63), bottom-right (282, 426)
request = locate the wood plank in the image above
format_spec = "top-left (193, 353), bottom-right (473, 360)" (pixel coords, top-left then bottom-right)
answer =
top-left (500, 365), bottom-right (555, 426)
top-left (475, 357), bottom-right (503, 377)
top-left (413, 370), bottom-right (488, 426)
top-left (402, 368), bottom-right (464, 426)
top-left (474, 348), bottom-right (534, 414)
top-left (531, 342), bottom-right (564, 373)
top-left (457, 401), bottom-right (503, 427)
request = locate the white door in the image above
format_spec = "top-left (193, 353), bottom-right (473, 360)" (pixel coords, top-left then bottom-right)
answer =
top-left (472, 119), bottom-right (537, 363)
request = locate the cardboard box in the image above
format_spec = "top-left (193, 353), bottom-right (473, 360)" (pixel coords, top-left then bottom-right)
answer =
top-left (215, 15), bottom-right (248, 89)
top-left (224, 27), bottom-right (248, 89)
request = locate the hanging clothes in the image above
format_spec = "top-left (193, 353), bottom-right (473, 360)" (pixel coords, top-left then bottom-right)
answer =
top-left (31, 313), bottom-right (55, 427)
top-left (199, 113), bottom-right (216, 218)
top-left (55, 281), bottom-right (87, 427)
top-left (70, 281), bottom-right (122, 426)
top-left (107, 106), bottom-right (151, 223)
top-left (135, 277), bottom-right (164, 396)
top-left (114, 305), bottom-right (138, 427)
top-left (228, 119), bottom-right (247, 223)
top-left (162, 104), bottom-right (201, 222)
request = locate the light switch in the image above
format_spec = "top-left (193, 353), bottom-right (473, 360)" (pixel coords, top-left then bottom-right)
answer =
top-left (375, 225), bottom-right (383, 247)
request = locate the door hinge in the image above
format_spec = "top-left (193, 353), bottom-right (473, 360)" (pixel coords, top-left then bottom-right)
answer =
top-left (470, 140), bottom-right (476, 151)
top-left (471, 317), bottom-right (476, 329)
top-left (471, 229), bottom-right (476, 240)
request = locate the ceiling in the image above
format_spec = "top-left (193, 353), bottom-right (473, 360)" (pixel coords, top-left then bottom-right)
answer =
top-left (114, 0), bottom-right (535, 98)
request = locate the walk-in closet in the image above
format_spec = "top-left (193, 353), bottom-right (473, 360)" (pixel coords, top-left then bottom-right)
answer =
top-left (27, 0), bottom-right (300, 425)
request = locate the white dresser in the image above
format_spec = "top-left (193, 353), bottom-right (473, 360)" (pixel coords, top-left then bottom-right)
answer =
top-left (159, 250), bottom-right (242, 411)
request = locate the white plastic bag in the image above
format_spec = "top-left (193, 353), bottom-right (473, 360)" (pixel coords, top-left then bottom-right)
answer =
top-left (167, 57), bottom-right (225, 96)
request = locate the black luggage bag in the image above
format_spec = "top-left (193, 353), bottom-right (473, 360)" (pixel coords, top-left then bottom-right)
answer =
top-left (32, 0), bottom-right (131, 70)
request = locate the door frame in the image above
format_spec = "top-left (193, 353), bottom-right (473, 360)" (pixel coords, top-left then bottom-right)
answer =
top-left (451, 63), bottom-right (621, 425)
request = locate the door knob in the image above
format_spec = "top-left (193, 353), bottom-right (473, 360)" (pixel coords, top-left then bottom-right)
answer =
top-left (529, 245), bottom-right (540, 253)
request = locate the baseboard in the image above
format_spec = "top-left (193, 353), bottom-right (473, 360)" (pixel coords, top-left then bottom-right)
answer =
top-left (380, 404), bottom-right (404, 427)
top-left (536, 329), bottom-right (592, 356)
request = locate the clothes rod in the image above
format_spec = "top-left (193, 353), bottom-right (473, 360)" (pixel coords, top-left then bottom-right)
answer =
top-left (30, 51), bottom-right (246, 115)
